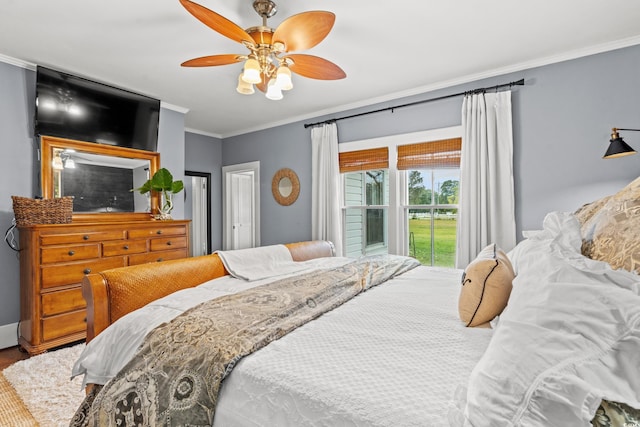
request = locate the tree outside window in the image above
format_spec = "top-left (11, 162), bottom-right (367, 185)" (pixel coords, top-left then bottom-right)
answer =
top-left (407, 169), bottom-right (459, 267)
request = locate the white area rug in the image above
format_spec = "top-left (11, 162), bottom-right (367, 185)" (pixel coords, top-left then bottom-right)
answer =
top-left (2, 344), bottom-right (85, 427)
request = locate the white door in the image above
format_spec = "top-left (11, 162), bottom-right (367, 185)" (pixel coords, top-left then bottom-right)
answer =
top-left (222, 161), bottom-right (260, 250)
top-left (231, 172), bottom-right (254, 249)
top-left (190, 175), bottom-right (208, 256)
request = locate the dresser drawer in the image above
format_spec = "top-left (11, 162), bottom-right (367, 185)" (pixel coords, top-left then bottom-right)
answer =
top-left (103, 240), bottom-right (148, 257)
top-left (41, 244), bottom-right (100, 264)
top-left (42, 310), bottom-right (86, 341)
top-left (150, 236), bottom-right (187, 252)
top-left (129, 248), bottom-right (188, 265)
top-left (41, 230), bottom-right (126, 246)
top-left (42, 287), bottom-right (86, 316)
top-left (128, 225), bottom-right (186, 239)
top-left (41, 257), bottom-right (126, 289)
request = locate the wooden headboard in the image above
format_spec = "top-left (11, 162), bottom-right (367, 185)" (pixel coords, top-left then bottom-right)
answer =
top-left (82, 240), bottom-right (336, 342)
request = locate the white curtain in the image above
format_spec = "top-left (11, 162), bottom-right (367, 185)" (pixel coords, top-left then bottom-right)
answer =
top-left (456, 91), bottom-right (516, 267)
top-left (311, 122), bottom-right (343, 255)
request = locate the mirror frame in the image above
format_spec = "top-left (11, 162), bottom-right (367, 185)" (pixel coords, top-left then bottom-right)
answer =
top-left (41, 135), bottom-right (160, 222)
top-left (271, 167), bottom-right (300, 206)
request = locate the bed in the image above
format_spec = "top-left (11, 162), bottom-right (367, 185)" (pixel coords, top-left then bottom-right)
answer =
top-left (70, 178), bottom-right (640, 427)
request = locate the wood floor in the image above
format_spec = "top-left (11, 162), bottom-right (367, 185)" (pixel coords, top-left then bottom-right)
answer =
top-left (0, 346), bottom-right (30, 370)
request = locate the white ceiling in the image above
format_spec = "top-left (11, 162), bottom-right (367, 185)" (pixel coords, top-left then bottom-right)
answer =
top-left (1, 1), bottom-right (640, 138)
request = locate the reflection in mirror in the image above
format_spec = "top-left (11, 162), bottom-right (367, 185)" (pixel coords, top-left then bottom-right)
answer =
top-left (42, 136), bottom-right (160, 221)
top-left (278, 177), bottom-right (293, 197)
top-left (52, 148), bottom-right (151, 213)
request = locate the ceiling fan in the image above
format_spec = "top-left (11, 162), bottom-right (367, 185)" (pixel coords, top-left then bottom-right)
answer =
top-left (179, 0), bottom-right (346, 100)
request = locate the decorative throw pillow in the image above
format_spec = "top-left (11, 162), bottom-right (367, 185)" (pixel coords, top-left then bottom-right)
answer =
top-left (583, 176), bottom-right (640, 274)
top-left (574, 194), bottom-right (612, 230)
top-left (574, 195), bottom-right (611, 258)
top-left (592, 400), bottom-right (640, 427)
top-left (458, 244), bottom-right (515, 327)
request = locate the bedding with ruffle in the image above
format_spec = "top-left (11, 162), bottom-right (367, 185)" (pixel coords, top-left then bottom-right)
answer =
top-left (451, 211), bottom-right (640, 426)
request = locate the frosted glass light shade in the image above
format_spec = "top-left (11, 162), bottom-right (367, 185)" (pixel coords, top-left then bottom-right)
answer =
top-left (265, 79), bottom-right (283, 100)
top-left (276, 65), bottom-right (293, 90)
top-left (242, 58), bottom-right (261, 84)
top-left (236, 74), bottom-right (255, 95)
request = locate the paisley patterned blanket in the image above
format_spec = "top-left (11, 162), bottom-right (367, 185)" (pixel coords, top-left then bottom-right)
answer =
top-left (70, 255), bottom-right (419, 427)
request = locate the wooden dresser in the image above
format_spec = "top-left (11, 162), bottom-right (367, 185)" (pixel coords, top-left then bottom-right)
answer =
top-left (18, 219), bottom-right (190, 355)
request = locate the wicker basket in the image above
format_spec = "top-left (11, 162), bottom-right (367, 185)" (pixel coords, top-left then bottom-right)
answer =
top-left (11, 196), bottom-right (73, 227)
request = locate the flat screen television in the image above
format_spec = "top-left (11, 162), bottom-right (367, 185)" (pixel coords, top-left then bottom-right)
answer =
top-left (35, 66), bottom-right (160, 152)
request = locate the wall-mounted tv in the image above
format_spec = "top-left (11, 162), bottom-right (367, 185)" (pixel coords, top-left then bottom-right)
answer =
top-left (35, 66), bottom-right (160, 152)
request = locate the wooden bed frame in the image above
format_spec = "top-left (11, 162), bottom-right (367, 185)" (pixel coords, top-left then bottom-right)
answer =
top-left (82, 240), bottom-right (335, 342)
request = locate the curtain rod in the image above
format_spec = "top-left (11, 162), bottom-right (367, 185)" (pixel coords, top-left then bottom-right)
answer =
top-left (303, 78), bottom-right (525, 129)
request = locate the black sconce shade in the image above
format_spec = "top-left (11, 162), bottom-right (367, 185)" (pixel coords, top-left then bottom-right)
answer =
top-left (603, 128), bottom-right (638, 159)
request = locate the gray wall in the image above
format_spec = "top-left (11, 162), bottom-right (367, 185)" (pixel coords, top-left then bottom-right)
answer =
top-left (0, 62), bottom-right (36, 326)
top-left (223, 44), bottom-right (640, 245)
top-left (222, 124), bottom-right (313, 246)
top-left (185, 132), bottom-right (223, 251)
top-left (157, 108), bottom-right (186, 220)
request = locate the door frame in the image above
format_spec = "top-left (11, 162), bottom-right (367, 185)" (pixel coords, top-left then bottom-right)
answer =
top-left (222, 161), bottom-right (260, 250)
top-left (185, 170), bottom-right (212, 255)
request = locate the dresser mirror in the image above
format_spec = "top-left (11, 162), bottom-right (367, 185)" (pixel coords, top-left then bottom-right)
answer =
top-left (41, 135), bottom-right (160, 221)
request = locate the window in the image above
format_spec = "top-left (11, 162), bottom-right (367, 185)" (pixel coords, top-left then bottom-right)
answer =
top-left (406, 170), bottom-right (459, 267)
top-left (340, 147), bottom-right (390, 257)
top-left (344, 170), bottom-right (389, 257)
top-left (339, 128), bottom-right (462, 266)
top-left (398, 138), bottom-right (460, 267)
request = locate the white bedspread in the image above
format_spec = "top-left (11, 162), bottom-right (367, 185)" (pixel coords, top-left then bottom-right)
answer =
top-left (214, 266), bottom-right (493, 427)
top-left (72, 256), bottom-right (492, 426)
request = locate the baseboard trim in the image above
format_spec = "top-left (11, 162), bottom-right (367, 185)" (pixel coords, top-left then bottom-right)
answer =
top-left (0, 323), bottom-right (19, 350)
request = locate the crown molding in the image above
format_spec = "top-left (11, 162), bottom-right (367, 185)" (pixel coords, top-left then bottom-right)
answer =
top-left (185, 127), bottom-right (223, 140)
top-left (160, 101), bottom-right (189, 114)
top-left (0, 53), bottom-right (36, 70)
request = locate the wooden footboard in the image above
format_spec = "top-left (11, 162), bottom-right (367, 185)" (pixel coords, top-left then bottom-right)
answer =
top-left (82, 240), bottom-right (335, 342)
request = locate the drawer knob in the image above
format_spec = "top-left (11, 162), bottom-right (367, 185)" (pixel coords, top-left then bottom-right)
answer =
top-left (156, 230), bottom-right (163, 235)
top-left (83, 268), bottom-right (91, 274)
top-left (166, 241), bottom-right (172, 246)
top-left (68, 250), bottom-right (75, 256)
top-left (83, 235), bottom-right (90, 240)
top-left (123, 245), bottom-right (129, 250)
top-left (156, 258), bottom-right (163, 262)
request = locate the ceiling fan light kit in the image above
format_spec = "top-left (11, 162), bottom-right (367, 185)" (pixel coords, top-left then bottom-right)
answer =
top-left (179, 0), bottom-right (346, 100)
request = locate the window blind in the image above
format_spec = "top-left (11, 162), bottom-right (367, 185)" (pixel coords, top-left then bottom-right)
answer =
top-left (339, 147), bottom-right (389, 173)
top-left (397, 138), bottom-right (461, 170)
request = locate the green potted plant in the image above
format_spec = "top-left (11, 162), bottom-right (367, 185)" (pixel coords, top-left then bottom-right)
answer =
top-left (134, 168), bottom-right (184, 220)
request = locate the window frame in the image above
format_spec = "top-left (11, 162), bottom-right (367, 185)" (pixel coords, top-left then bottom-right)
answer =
top-left (338, 126), bottom-right (462, 257)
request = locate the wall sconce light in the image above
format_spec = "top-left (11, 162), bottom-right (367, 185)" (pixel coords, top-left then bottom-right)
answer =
top-left (57, 150), bottom-right (76, 169)
top-left (604, 128), bottom-right (638, 159)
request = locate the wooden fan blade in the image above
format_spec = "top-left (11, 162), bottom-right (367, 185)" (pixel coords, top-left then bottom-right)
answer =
top-left (286, 54), bottom-right (346, 80)
top-left (181, 54), bottom-right (243, 67)
top-left (273, 11), bottom-right (335, 52)
top-left (179, 0), bottom-right (254, 45)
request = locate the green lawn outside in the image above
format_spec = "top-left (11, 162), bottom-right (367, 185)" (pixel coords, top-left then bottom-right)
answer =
top-left (408, 217), bottom-right (457, 267)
